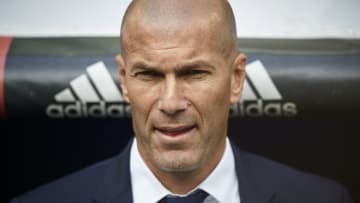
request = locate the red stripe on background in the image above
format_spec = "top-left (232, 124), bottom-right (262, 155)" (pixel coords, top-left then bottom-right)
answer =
top-left (0, 37), bottom-right (13, 119)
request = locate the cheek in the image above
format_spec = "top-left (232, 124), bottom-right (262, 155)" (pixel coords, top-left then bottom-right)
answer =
top-left (188, 77), bottom-right (232, 126)
top-left (126, 80), bottom-right (161, 126)
top-left (193, 77), bottom-right (231, 108)
top-left (127, 79), bottom-right (157, 107)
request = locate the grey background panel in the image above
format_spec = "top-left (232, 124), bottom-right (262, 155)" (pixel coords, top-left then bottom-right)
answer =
top-left (1, 0), bottom-right (360, 38)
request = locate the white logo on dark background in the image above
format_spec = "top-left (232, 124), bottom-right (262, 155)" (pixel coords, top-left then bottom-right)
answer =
top-left (46, 62), bottom-right (130, 118)
top-left (230, 60), bottom-right (297, 117)
top-left (46, 60), bottom-right (297, 118)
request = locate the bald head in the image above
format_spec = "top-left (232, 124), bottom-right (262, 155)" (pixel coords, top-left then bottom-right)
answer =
top-left (120, 0), bottom-right (238, 58)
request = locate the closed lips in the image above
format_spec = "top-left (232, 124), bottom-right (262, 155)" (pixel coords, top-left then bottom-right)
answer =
top-left (155, 125), bottom-right (196, 136)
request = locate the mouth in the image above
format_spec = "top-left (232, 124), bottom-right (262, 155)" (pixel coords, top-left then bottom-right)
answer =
top-left (154, 125), bottom-right (196, 137)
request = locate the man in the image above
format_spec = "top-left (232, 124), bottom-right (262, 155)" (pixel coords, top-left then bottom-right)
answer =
top-left (10, 0), bottom-right (352, 202)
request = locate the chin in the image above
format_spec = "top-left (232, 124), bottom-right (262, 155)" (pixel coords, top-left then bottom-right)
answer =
top-left (157, 162), bottom-right (201, 173)
top-left (154, 151), bottom-right (202, 173)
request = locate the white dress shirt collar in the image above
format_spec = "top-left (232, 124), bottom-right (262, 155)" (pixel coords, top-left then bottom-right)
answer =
top-left (130, 137), bottom-right (240, 203)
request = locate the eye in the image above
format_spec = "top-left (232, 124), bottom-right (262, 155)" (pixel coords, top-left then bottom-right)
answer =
top-left (181, 69), bottom-right (210, 79)
top-left (133, 70), bottom-right (163, 81)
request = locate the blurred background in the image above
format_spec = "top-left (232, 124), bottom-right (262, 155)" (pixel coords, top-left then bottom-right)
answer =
top-left (1, 0), bottom-right (360, 202)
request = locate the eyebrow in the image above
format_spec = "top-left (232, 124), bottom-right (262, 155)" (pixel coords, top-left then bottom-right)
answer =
top-left (179, 61), bottom-right (216, 71)
top-left (130, 60), bottom-right (215, 72)
top-left (131, 62), bottom-right (158, 72)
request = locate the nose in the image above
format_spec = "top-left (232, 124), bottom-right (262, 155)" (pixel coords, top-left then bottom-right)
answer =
top-left (157, 75), bottom-right (189, 115)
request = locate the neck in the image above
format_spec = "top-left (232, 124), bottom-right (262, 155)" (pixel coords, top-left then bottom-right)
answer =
top-left (147, 140), bottom-right (226, 194)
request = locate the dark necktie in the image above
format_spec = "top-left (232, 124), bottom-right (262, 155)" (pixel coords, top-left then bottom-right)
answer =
top-left (158, 189), bottom-right (209, 203)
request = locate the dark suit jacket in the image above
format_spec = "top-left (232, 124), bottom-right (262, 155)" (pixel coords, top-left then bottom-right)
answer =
top-left (10, 139), bottom-right (352, 203)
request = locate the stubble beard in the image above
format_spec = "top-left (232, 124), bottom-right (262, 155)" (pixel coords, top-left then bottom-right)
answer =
top-left (152, 148), bottom-right (204, 173)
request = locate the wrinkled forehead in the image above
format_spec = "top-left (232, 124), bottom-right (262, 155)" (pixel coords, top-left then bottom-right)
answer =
top-left (121, 18), bottom-right (222, 56)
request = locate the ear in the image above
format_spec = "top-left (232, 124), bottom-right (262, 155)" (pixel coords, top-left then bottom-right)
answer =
top-left (116, 54), bottom-right (130, 103)
top-left (230, 53), bottom-right (246, 105)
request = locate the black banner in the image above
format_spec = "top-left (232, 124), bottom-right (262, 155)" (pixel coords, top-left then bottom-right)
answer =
top-left (3, 38), bottom-right (360, 119)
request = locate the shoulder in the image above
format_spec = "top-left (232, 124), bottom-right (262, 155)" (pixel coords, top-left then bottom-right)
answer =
top-left (235, 148), bottom-right (352, 202)
top-left (10, 155), bottom-right (122, 203)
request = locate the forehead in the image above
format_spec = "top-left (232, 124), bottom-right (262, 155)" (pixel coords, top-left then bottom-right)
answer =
top-left (122, 27), bottom-right (228, 71)
top-left (123, 20), bottom-right (220, 54)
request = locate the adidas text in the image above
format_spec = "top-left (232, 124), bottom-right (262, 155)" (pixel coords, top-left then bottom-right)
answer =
top-left (46, 101), bottom-right (131, 118)
top-left (230, 100), bottom-right (297, 117)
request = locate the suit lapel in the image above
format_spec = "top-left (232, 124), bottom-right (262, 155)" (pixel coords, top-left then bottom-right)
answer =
top-left (231, 141), bottom-right (276, 203)
top-left (93, 139), bottom-right (134, 203)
